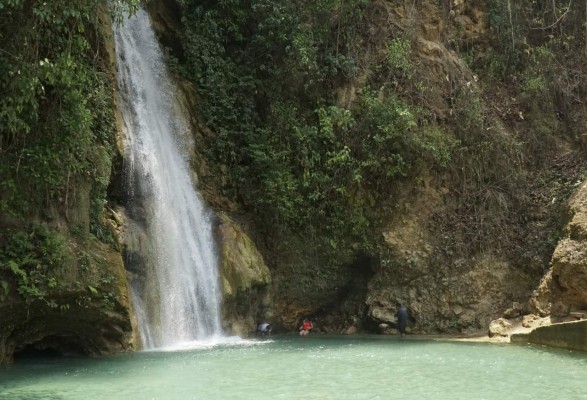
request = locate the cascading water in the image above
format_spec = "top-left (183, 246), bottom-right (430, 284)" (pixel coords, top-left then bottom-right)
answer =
top-left (113, 8), bottom-right (223, 349)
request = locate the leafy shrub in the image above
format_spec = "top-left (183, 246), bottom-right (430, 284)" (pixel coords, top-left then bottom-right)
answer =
top-left (385, 38), bottom-right (413, 77)
top-left (0, 224), bottom-right (70, 303)
top-left (174, 0), bottom-right (456, 254)
top-left (0, 0), bottom-right (137, 228)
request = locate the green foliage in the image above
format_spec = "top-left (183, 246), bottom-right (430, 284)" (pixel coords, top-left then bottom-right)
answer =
top-left (517, 45), bottom-right (559, 157)
top-left (357, 91), bottom-right (416, 179)
top-left (59, 303), bottom-right (70, 312)
top-left (0, 280), bottom-right (9, 302)
top-left (0, 0), bottom-right (135, 239)
top-left (488, 0), bottom-right (525, 76)
top-left (84, 275), bottom-right (117, 310)
top-left (385, 38), bottom-right (413, 77)
top-left (521, 46), bottom-right (554, 93)
top-left (523, 76), bottom-right (546, 92)
top-left (415, 126), bottom-right (458, 168)
top-left (0, 224), bottom-right (69, 303)
top-left (175, 0), bottom-right (456, 253)
top-left (486, 0), bottom-right (583, 84)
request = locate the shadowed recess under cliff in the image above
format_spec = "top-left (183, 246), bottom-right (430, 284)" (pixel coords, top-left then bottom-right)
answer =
top-left (113, 8), bottom-right (223, 348)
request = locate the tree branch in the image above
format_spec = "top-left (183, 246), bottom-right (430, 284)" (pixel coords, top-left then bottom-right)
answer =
top-left (530, 0), bottom-right (573, 30)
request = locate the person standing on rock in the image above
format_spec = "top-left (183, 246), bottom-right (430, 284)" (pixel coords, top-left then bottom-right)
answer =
top-left (395, 302), bottom-right (408, 338)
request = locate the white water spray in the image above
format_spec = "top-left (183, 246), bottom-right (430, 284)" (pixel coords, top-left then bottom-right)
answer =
top-left (113, 8), bottom-right (223, 349)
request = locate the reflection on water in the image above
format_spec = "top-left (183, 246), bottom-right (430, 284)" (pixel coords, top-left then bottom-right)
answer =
top-left (1, 336), bottom-right (586, 400)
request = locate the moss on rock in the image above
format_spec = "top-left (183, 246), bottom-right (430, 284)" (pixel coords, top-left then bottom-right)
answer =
top-left (0, 233), bottom-right (134, 365)
top-left (217, 213), bottom-right (271, 336)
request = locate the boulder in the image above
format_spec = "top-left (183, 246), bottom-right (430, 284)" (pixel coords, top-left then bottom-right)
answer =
top-left (370, 306), bottom-right (397, 324)
top-left (344, 326), bottom-right (359, 335)
top-left (528, 269), bottom-right (554, 316)
top-left (529, 181), bottom-right (587, 318)
top-left (503, 302), bottom-right (523, 319)
top-left (488, 318), bottom-right (512, 337)
top-left (552, 182), bottom-right (587, 308)
top-left (522, 314), bottom-right (550, 329)
top-left (551, 238), bottom-right (587, 308)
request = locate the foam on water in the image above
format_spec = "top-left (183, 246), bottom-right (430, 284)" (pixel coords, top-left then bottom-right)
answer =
top-left (156, 336), bottom-right (273, 352)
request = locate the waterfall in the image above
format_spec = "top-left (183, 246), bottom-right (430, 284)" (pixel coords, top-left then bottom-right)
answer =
top-left (113, 8), bottom-right (223, 349)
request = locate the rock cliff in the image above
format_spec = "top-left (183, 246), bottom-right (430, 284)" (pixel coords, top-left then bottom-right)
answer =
top-left (145, 0), bottom-right (587, 338)
top-left (0, 236), bottom-right (135, 365)
top-left (530, 181), bottom-right (587, 319)
top-left (0, 8), bottom-right (135, 365)
top-left (2, 0), bottom-right (586, 366)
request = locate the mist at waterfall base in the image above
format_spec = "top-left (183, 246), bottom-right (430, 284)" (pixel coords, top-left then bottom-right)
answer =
top-left (114, 8), bottom-right (224, 350)
top-left (2, 336), bottom-right (587, 399)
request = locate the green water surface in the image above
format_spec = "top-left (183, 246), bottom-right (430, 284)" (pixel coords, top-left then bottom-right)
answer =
top-left (1, 335), bottom-right (586, 400)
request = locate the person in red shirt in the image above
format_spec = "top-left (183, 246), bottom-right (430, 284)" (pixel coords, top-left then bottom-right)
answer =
top-left (299, 318), bottom-right (313, 335)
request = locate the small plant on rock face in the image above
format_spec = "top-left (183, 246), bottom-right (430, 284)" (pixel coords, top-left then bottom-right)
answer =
top-left (47, 277), bottom-right (58, 289)
top-left (0, 280), bottom-right (9, 302)
top-left (521, 46), bottom-right (554, 94)
top-left (100, 275), bottom-right (115, 286)
top-left (76, 295), bottom-right (92, 308)
top-left (101, 292), bottom-right (116, 310)
top-left (385, 38), bottom-right (413, 78)
top-left (0, 224), bottom-right (69, 304)
top-left (522, 76), bottom-right (546, 92)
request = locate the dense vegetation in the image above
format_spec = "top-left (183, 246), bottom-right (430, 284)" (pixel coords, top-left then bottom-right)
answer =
top-left (0, 0), bottom-right (138, 303)
top-left (171, 0), bottom-right (580, 253)
top-left (174, 0), bottom-right (458, 257)
top-left (157, 0), bottom-right (587, 304)
top-left (0, 0), bottom-right (585, 318)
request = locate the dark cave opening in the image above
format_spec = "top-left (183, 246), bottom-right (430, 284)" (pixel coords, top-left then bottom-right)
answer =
top-left (14, 345), bottom-right (63, 360)
top-left (13, 336), bottom-right (86, 361)
top-left (312, 251), bottom-right (380, 332)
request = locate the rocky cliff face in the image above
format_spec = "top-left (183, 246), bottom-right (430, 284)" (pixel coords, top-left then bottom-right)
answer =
top-left (0, 237), bottom-right (135, 365)
top-left (0, 200), bottom-right (135, 365)
top-left (530, 182), bottom-right (587, 318)
top-left (217, 213), bottom-right (272, 336)
top-left (6, 1), bottom-right (580, 364)
top-left (145, 0), bottom-right (587, 337)
top-left (0, 10), bottom-right (135, 365)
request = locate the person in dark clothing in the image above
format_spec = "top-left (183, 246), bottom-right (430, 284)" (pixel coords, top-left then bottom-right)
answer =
top-left (257, 322), bottom-right (272, 336)
top-left (395, 302), bottom-right (408, 337)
